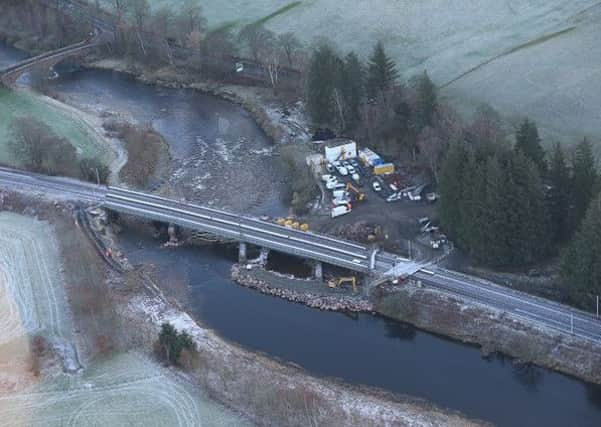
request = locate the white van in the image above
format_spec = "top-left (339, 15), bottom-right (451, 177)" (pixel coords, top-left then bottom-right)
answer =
top-left (331, 205), bottom-right (351, 218)
top-left (332, 197), bottom-right (351, 206)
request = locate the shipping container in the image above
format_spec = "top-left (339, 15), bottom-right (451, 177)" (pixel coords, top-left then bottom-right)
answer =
top-left (374, 163), bottom-right (395, 175)
top-left (325, 141), bottom-right (357, 162)
top-left (359, 147), bottom-right (384, 167)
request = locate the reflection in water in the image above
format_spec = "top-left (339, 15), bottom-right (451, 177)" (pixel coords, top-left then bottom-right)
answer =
top-left (587, 384), bottom-right (601, 410)
top-left (512, 362), bottom-right (544, 391)
top-left (383, 318), bottom-right (417, 341)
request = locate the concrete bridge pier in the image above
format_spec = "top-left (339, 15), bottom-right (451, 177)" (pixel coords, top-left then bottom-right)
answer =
top-left (313, 261), bottom-right (323, 281)
top-left (258, 247), bottom-right (270, 266)
top-left (167, 223), bottom-right (179, 244)
top-left (239, 242), bottom-right (247, 263)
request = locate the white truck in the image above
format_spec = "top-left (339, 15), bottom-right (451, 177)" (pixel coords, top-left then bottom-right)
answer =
top-left (331, 204), bottom-right (351, 218)
top-left (332, 189), bottom-right (347, 199)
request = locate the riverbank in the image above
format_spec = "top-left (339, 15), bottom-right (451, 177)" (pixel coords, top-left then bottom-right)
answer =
top-left (119, 277), bottom-right (482, 425)
top-left (78, 207), bottom-right (485, 425)
top-left (232, 258), bottom-right (601, 385)
top-left (373, 281), bottom-right (601, 385)
top-left (86, 57), bottom-right (311, 145)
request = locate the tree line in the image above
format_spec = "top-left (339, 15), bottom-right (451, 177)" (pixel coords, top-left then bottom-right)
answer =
top-left (8, 116), bottom-right (110, 184)
top-left (439, 116), bottom-right (599, 302)
top-left (105, 0), bottom-right (305, 89)
top-left (305, 41), bottom-right (452, 181)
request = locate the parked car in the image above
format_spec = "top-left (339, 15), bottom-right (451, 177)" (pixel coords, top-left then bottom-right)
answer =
top-left (426, 192), bottom-right (439, 202)
top-left (326, 163), bottom-right (335, 173)
top-left (386, 193), bottom-right (401, 202)
top-left (347, 165), bottom-right (356, 175)
top-left (336, 165), bottom-right (349, 176)
top-left (408, 192), bottom-right (422, 201)
top-left (418, 217), bottom-right (430, 226)
top-left (326, 179), bottom-right (339, 190)
top-left (321, 174), bottom-right (335, 182)
top-left (349, 159), bottom-right (359, 168)
top-left (351, 173), bottom-right (361, 183)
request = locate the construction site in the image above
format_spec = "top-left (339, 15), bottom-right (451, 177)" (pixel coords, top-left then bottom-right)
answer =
top-left (245, 138), bottom-right (451, 297)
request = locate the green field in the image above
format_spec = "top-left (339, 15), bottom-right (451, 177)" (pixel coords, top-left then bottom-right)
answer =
top-left (0, 88), bottom-right (109, 166)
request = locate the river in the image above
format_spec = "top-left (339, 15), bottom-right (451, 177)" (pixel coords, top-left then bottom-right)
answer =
top-left (1, 43), bottom-right (601, 426)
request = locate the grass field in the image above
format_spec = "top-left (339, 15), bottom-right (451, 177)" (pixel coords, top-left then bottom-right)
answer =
top-left (0, 212), bottom-right (249, 425)
top-left (130, 0), bottom-right (601, 143)
top-left (0, 351), bottom-right (250, 426)
top-left (0, 89), bottom-right (109, 166)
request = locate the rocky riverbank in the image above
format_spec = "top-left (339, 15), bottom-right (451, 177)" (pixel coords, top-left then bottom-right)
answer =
top-left (231, 264), bottom-right (374, 312)
top-left (373, 282), bottom-right (601, 385)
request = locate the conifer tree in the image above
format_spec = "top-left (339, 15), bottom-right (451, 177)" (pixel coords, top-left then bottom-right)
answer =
top-left (509, 151), bottom-right (550, 265)
top-left (515, 118), bottom-right (546, 174)
top-left (547, 143), bottom-right (572, 243)
top-left (478, 156), bottom-right (510, 265)
top-left (366, 41), bottom-right (399, 99)
top-left (438, 141), bottom-right (469, 237)
top-left (306, 44), bottom-right (342, 127)
top-left (561, 192), bottom-right (601, 300)
top-left (340, 52), bottom-right (364, 129)
top-left (571, 137), bottom-right (598, 229)
top-left (415, 71), bottom-right (437, 130)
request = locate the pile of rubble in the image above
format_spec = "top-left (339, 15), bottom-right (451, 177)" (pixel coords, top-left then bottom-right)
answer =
top-left (333, 221), bottom-right (384, 243)
top-left (231, 265), bottom-right (373, 312)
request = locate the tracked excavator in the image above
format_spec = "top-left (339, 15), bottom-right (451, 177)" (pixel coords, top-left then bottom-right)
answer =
top-left (327, 276), bottom-right (358, 293)
top-left (345, 183), bottom-right (366, 202)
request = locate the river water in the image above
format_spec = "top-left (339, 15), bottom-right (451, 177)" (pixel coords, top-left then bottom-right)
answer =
top-left (1, 43), bottom-right (601, 426)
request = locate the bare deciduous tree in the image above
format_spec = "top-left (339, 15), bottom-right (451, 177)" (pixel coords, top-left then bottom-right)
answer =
top-left (131, 0), bottom-right (150, 55)
top-left (238, 24), bottom-right (275, 63)
top-left (417, 126), bottom-right (446, 183)
top-left (277, 32), bottom-right (302, 67)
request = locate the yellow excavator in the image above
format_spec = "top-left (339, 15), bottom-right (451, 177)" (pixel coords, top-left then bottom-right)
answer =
top-left (328, 276), bottom-right (358, 293)
top-left (346, 183), bottom-right (366, 202)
